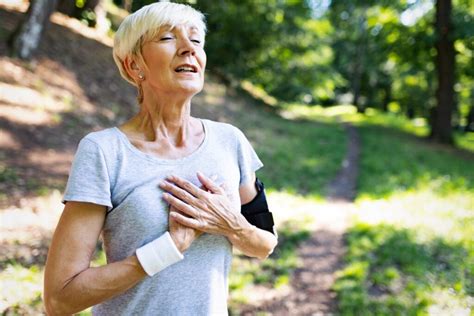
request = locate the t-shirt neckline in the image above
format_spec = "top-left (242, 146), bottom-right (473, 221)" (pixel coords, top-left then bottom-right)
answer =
top-left (112, 118), bottom-right (209, 165)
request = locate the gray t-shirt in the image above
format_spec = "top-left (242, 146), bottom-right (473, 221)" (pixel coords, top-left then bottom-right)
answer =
top-left (62, 119), bottom-right (263, 315)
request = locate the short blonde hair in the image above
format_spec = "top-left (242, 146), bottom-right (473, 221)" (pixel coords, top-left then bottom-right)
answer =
top-left (113, 2), bottom-right (206, 86)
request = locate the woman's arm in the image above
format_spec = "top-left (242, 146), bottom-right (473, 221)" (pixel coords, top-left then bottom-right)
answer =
top-left (44, 201), bottom-right (147, 315)
top-left (160, 173), bottom-right (278, 260)
top-left (230, 172), bottom-right (278, 259)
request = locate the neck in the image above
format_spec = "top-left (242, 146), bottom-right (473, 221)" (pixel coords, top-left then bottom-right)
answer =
top-left (127, 90), bottom-right (196, 146)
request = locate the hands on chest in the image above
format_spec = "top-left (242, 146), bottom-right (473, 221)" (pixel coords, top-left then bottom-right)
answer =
top-left (159, 172), bottom-right (249, 253)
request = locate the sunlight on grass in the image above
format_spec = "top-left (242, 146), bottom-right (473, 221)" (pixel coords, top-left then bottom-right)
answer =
top-left (268, 190), bottom-right (320, 225)
top-left (334, 124), bottom-right (473, 314)
top-left (282, 103), bottom-right (430, 135)
top-left (241, 80), bottom-right (278, 107)
top-left (353, 189), bottom-right (474, 242)
top-left (0, 264), bottom-right (44, 314)
top-left (455, 131), bottom-right (474, 152)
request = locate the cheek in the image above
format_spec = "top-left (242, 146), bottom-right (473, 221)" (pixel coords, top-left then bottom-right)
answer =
top-left (199, 50), bottom-right (207, 69)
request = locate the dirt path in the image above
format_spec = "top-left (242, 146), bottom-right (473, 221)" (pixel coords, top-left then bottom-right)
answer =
top-left (241, 123), bottom-right (360, 315)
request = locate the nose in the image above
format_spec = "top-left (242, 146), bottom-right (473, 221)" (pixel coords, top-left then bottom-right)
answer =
top-left (177, 37), bottom-right (196, 57)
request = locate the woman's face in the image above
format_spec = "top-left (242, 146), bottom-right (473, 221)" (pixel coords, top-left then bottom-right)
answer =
top-left (141, 24), bottom-right (206, 97)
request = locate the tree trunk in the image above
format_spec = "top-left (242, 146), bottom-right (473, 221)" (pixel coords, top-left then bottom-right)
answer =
top-left (465, 105), bottom-right (474, 132)
top-left (430, 0), bottom-right (455, 144)
top-left (9, 0), bottom-right (58, 60)
top-left (382, 82), bottom-right (391, 112)
top-left (352, 11), bottom-right (367, 113)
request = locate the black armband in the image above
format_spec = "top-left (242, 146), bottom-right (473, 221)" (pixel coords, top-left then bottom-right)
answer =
top-left (241, 178), bottom-right (275, 234)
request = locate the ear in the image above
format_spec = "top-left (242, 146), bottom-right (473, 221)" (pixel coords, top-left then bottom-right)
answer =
top-left (123, 56), bottom-right (144, 83)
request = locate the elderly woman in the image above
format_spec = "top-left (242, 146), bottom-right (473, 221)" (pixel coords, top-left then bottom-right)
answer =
top-left (43, 2), bottom-right (277, 315)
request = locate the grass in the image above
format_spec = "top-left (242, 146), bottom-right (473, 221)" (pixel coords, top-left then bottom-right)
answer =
top-left (254, 117), bottom-right (346, 198)
top-left (314, 106), bottom-right (474, 315)
top-left (334, 188), bottom-right (474, 314)
top-left (356, 125), bottom-right (474, 200)
top-left (334, 223), bottom-right (472, 315)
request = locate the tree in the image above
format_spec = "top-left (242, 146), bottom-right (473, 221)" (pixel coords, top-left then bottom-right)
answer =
top-left (329, 1), bottom-right (405, 112)
top-left (430, 0), bottom-right (456, 144)
top-left (8, 0), bottom-right (59, 60)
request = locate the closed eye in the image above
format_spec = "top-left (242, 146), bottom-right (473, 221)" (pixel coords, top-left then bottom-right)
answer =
top-left (191, 39), bottom-right (201, 44)
top-left (160, 36), bottom-right (174, 41)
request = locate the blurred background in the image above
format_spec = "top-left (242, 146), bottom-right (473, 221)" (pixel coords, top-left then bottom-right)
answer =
top-left (0, 0), bottom-right (472, 314)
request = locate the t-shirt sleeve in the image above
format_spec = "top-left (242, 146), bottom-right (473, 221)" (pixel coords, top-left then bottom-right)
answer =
top-left (235, 128), bottom-right (264, 186)
top-left (62, 137), bottom-right (113, 210)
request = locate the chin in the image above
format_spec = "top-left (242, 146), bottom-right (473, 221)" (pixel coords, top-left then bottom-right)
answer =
top-left (178, 83), bottom-right (204, 96)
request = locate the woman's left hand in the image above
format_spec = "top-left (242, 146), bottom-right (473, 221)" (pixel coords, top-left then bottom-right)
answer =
top-left (159, 172), bottom-right (251, 238)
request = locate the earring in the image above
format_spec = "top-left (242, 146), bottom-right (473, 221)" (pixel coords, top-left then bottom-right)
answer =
top-left (138, 72), bottom-right (145, 80)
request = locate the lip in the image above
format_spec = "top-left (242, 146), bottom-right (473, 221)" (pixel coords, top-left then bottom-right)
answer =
top-left (174, 63), bottom-right (198, 73)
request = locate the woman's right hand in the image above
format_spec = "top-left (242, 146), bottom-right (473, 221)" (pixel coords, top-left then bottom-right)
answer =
top-left (165, 175), bottom-right (219, 253)
top-left (168, 204), bottom-right (202, 253)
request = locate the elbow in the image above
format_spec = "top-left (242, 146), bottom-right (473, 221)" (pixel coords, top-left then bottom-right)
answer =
top-left (257, 234), bottom-right (278, 260)
top-left (44, 295), bottom-right (62, 316)
top-left (44, 291), bottom-right (73, 316)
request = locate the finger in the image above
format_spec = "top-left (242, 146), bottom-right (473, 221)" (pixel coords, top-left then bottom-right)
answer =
top-left (170, 211), bottom-right (204, 230)
top-left (166, 175), bottom-right (205, 198)
top-left (201, 174), bottom-right (218, 192)
top-left (163, 193), bottom-right (199, 218)
top-left (197, 172), bottom-right (224, 194)
top-left (160, 180), bottom-right (199, 205)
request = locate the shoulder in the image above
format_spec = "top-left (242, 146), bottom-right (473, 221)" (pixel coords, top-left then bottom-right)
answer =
top-left (71, 128), bottom-right (123, 164)
top-left (82, 127), bottom-right (118, 145)
top-left (202, 119), bottom-right (246, 141)
top-left (77, 127), bottom-right (121, 152)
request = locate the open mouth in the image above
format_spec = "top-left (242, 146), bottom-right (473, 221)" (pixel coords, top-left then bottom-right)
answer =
top-left (175, 64), bottom-right (198, 73)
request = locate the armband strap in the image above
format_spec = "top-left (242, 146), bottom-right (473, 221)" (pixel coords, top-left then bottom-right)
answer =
top-left (241, 178), bottom-right (275, 234)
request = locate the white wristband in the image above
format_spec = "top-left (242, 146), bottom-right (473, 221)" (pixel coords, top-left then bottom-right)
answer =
top-left (136, 232), bottom-right (184, 276)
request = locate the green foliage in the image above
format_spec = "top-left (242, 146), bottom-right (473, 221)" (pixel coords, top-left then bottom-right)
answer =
top-left (334, 223), bottom-right (473, 315)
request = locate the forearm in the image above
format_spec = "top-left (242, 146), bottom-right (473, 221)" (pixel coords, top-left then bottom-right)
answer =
top-left (44, 255), bottom-right (146, 315)
top-left (228, 218), bottom-right (278, 259)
